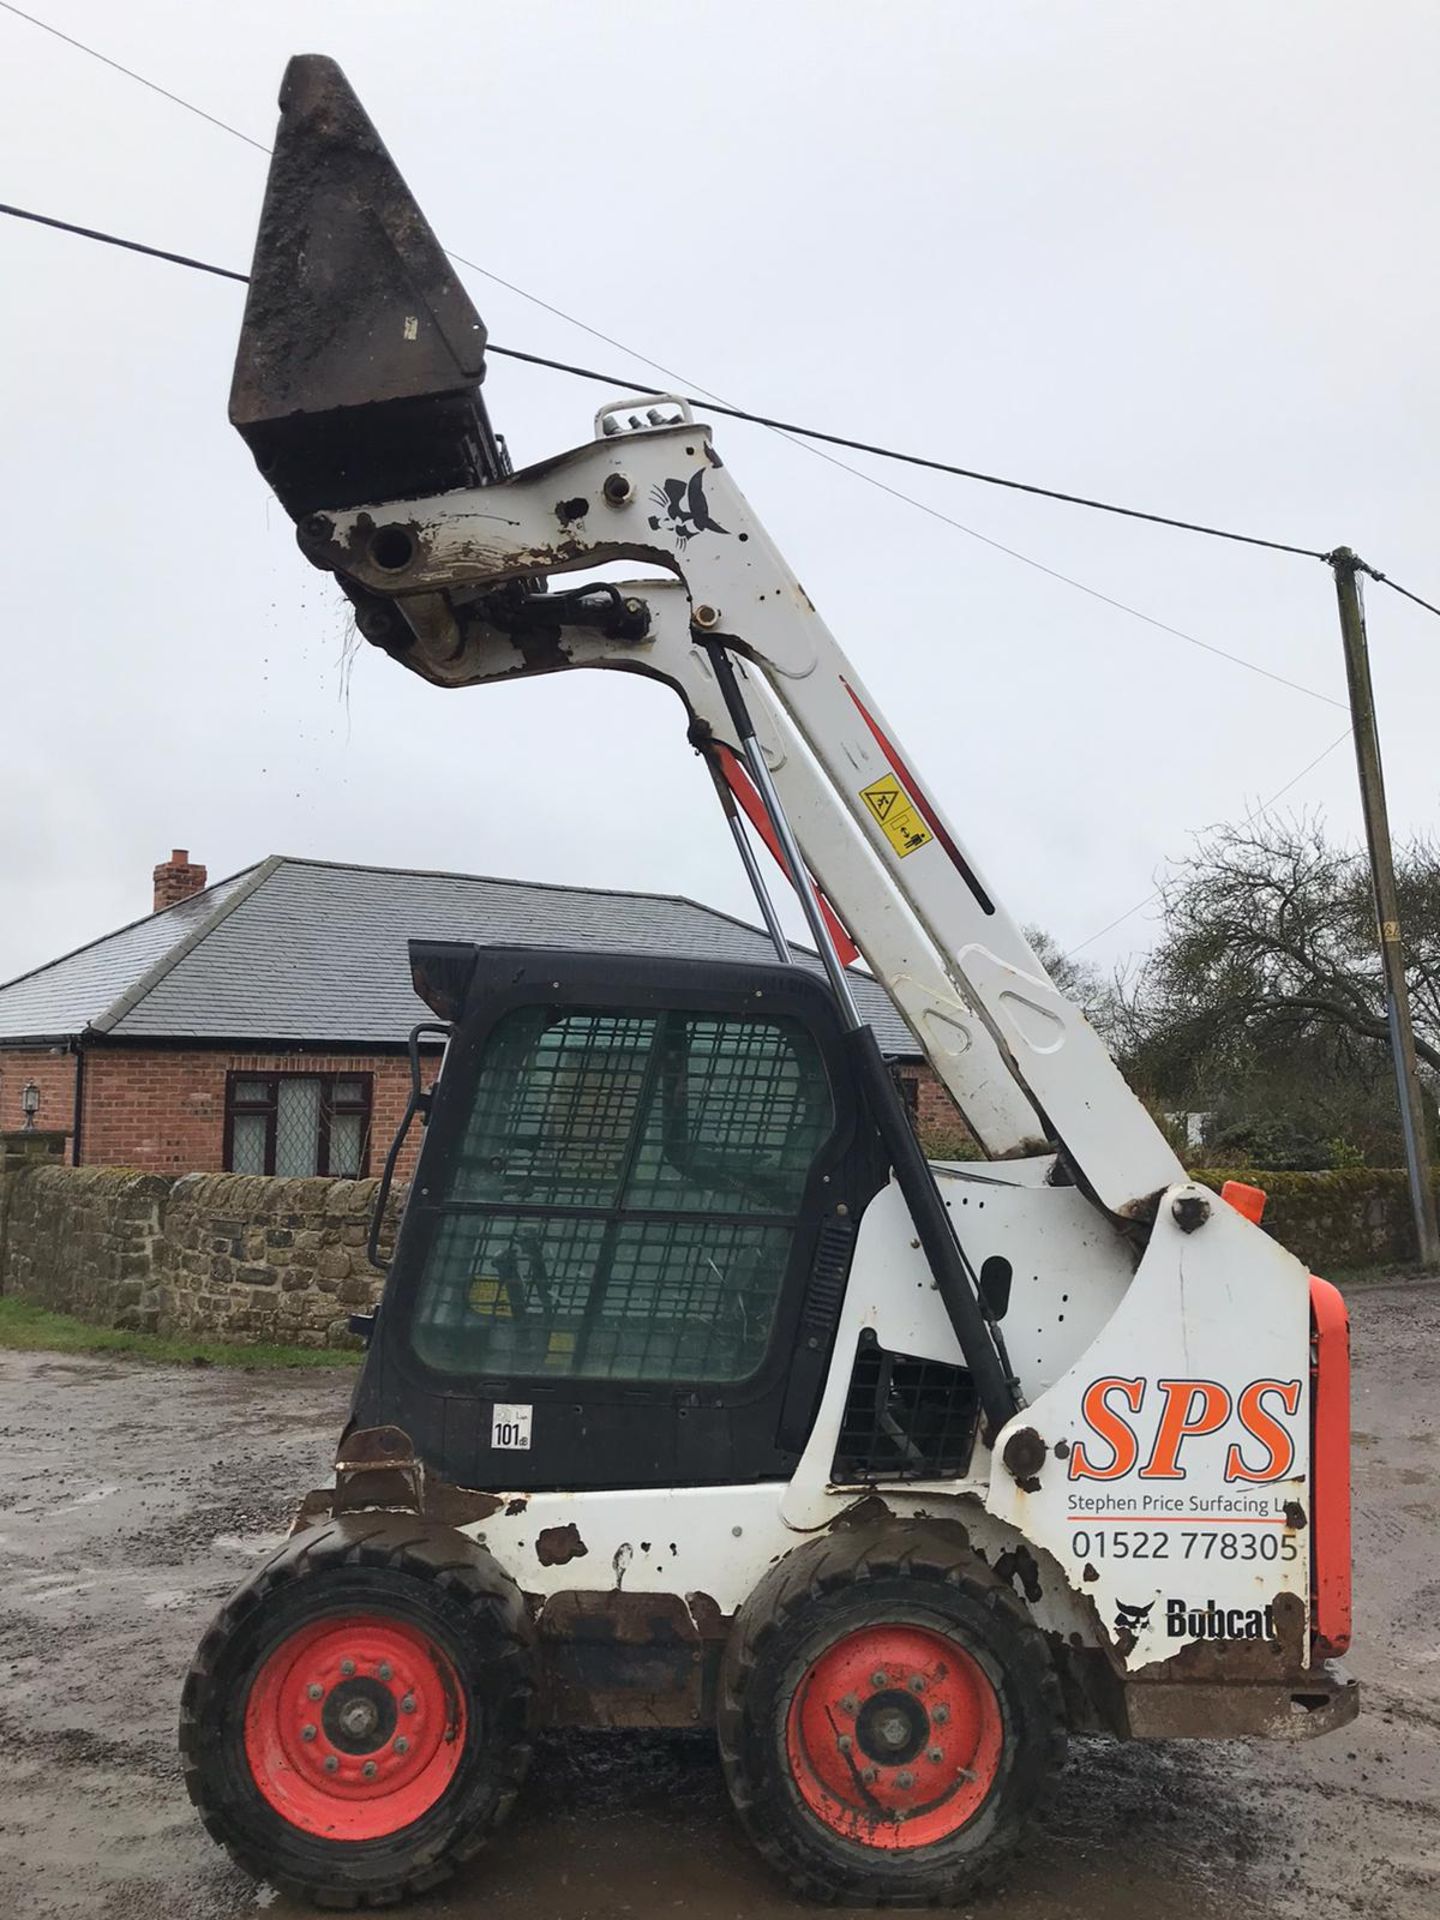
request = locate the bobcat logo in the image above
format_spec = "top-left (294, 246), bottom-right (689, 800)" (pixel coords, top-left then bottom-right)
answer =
top-left (648, 470), bottom-right (730, 548)
top-left (1113, 1598), bottom-right (1156, 1636)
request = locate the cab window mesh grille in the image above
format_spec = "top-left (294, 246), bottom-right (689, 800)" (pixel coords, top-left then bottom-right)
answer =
top-left (413, 1005), bottom-right (833, 1383)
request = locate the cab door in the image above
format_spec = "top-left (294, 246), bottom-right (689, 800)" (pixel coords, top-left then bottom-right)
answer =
top-left (355, 945), bottom-right (884, 1490)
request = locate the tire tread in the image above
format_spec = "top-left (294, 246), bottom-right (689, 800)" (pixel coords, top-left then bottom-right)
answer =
top-left (717, 1524), bottom-right (1066, 1907)
top-left (180, 1513), bottom-right (533, 1908)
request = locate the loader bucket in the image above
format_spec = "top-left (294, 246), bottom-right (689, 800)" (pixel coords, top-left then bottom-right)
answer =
top-left (230, 54), bottom-right (508, 518)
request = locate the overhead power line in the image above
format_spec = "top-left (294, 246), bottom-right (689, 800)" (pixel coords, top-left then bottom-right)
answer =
top-left (0, 0), bottom-right (270, 150)
top-left (0, 200), bottom-right (1366, 959)
top-left (0, 201), bottom-right (248, 283)
top-left (1348, 560), bottom-right (1440, 624)
top-left (0, 198), bottom-right (1356, 714)
top-left (0, 8), bottom-right (1415, 972)
top-left (1067, 725), bottom-right (1355, 955)
top-left (4, 0), bottom-right (1437, 641)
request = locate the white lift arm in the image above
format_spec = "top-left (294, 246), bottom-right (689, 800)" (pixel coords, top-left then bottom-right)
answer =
top-left (297, 406), bottom-right (1184, 1221)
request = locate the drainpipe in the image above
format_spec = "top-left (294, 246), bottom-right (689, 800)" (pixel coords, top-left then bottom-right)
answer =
top-left (71, 1040), bottom-right (86, 1167)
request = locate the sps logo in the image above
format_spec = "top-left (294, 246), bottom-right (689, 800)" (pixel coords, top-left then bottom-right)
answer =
top-left (1068, 1376), bottom-right (1302, 1484)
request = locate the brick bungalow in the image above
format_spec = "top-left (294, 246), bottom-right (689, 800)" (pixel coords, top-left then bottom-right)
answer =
top-left (0, 851), bottom-right (961, 1176)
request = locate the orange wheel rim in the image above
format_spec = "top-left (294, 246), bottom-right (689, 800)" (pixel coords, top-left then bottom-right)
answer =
top-left (785, 1623), bottom-right (1003, 1849)
top-left (244, 1613), bottom-right (465, 1840)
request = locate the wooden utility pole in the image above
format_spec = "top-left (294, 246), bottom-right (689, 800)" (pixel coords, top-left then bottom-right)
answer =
top-left (1330, 548), bottom-right (1440, 1268)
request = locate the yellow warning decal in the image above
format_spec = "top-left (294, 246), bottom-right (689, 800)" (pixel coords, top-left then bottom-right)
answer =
top-left (860, 775), bottom-right (933, 858)
top-left (468, 1276), bottom-right (512, 1317)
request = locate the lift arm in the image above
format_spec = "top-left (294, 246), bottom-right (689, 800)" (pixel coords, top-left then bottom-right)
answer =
top-left (231, 55), bottom-right (1184, 1225)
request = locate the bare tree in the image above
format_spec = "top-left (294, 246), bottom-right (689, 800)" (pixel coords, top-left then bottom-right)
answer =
top-left (1024, 925), bottom-right (1115, 1035)
top-left (1131, 817), bottom-right (1440, 1065)
top-left (1118, 815), bottom-right (1440, 1165)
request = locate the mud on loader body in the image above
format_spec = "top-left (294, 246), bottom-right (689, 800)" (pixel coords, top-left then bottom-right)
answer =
top-left (181, 56), bottom-right (1357, 1908)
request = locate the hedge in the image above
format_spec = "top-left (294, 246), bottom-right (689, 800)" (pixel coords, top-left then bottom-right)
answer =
top-left (1189, 1166), bottom-right (1425, 1273)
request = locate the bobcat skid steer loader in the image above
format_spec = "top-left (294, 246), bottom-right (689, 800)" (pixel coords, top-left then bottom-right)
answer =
top-left (180, 55), bottom-right (1355, 1911)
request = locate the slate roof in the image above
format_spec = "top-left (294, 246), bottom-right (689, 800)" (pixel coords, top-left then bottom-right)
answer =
top-left (0, 857), bottom-right (919, 1057)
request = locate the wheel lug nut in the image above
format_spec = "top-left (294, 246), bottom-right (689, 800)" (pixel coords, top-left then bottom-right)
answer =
top-left (306, 1683), bottom-right (323, 1701)
top-left (870, 1671), bottom-right (887, 1689)
top-left (395, 1736), bottom-right (410, 1756)
top-left (340, 1658), bottom-right (356, 1677)
top-left (840, 1693), bottom-right (859, 1715)
top-left (897, 1769), bottom-right (914, 1790)
top-left (836, 1734), bottom-right (853, 1752)
top-left (301, 1724), bottom-right (317, 1743)
top-left (933, 1704), bottom-right (949, 1725)
top-left (400, 1693), bottom-right (416, 1714)
top-left (908, 1674), bottom-right (926, 1693)
top-left (322, 1755), bottom-right (338, 1775)
top-left (928, 1746), bottom-right (944, 1764)
top-left (362, 1760), bottom-right (378, 1779)
top-left (861, 1766), bottom-right (877, 1784)
top-left (378, 1662), bottom-right (392, 1682)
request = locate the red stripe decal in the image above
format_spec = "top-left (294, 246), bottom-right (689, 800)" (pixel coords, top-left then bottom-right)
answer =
top-left (716, 746), bottom-right (861, 968)
top-left (840, 680), bottom-right (994, 913)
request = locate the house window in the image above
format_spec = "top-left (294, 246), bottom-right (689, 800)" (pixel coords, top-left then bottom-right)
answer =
top-left (225, 1072), bottom-right (372, 1178)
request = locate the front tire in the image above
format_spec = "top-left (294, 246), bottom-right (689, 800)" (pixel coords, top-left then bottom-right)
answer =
top-left (180, 1514), bottom-right (534, 1908)
top-left (717, 1525), bottom-right (1065, 1905)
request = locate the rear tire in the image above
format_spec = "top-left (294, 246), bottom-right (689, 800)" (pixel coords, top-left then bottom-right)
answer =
top-left (180, 1513), bottom-right (534, 1908)
top-left (717, 1525), bottom-right (1065, 1906)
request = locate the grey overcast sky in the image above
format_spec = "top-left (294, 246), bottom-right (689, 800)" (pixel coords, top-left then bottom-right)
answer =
top-left (2, 1), bottom-right (1437, 989)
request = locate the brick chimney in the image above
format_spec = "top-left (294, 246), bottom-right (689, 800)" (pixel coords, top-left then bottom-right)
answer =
top-left (153, 849), bottom-right (208, 912)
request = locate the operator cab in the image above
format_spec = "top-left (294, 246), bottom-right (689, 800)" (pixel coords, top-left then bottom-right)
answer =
top-left (350, 941), bottom-right (910, 1491)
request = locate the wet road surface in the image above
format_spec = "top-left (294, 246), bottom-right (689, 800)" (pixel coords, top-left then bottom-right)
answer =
top-left (0, 1277), bottom-right (1436, 1920)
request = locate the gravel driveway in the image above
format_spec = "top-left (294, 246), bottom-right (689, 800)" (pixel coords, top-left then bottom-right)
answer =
top-left (0, 1277), bottom-right (1435, 1920)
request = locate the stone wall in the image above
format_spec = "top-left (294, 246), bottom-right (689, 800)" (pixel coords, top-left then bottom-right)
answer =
top-left (161, 1173), bottom-right (397, 1346)
top-left (1, 1164), bottom-right (168, 1326)
top-left (0, 1158), bottom-right (1428, 1352)
top-left (0, 1159), bottom-right (398, 1346)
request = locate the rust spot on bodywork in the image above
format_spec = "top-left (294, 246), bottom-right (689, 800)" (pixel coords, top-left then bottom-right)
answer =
top-left (685, 1591), bottom-right (726, 1638)
top-left (1003, 1426), bottom-right (1047, 1490)
top-left (505, 1496), bottom-right (529, 1517)
top-left (336, 1424), bottom-right (411, 1466)
top-left (536, 1522), bottom-right (588, 1567)
top-left (1135, 1589), bottom-right (1308, 1682)
top-left (425, 1483), bottom-right (506, 1527)
top-left (515, 630), bottom-right (578, 673)
top-left (533, 1590), bottom-right (731, 1730)
top-left (992, 1542), bottom-right (1044, 1605)
top-left (300, 1425), bottom-right (507, 1528)
top-left (1124, 1669), bottom-right (1359, 1740)
top-left (1117, 1188), bottom-right (1163, 1223)
top-left (1285, 1500), bottom-right (1308, 1530)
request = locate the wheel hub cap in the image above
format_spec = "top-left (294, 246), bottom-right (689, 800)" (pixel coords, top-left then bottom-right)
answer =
top-left (855, 1689), bottom-right (927, 1767)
